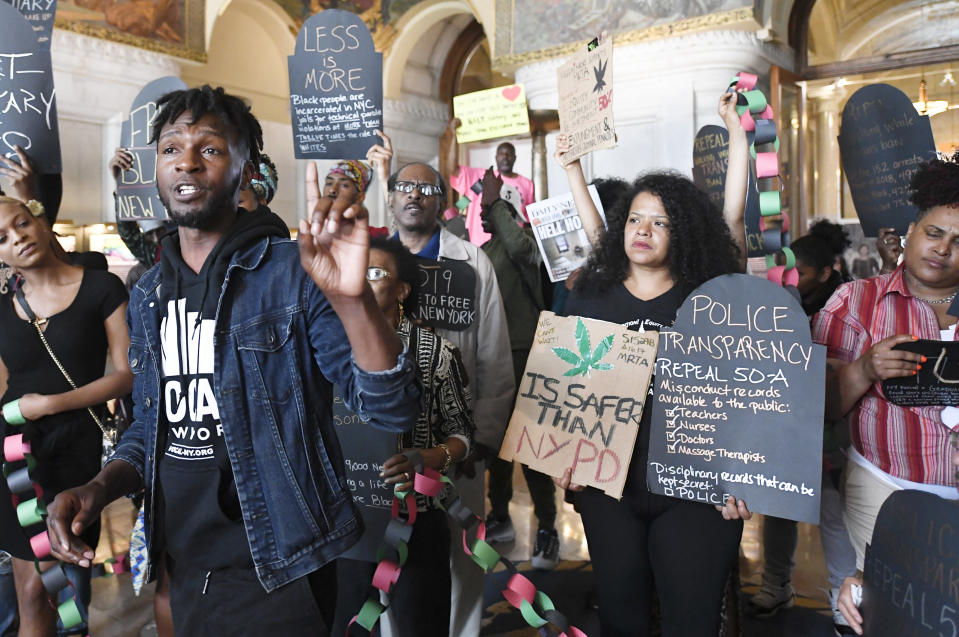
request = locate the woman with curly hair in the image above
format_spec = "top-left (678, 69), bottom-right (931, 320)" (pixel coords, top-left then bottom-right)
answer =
top-left (552, 93), bottom-right (751, 636)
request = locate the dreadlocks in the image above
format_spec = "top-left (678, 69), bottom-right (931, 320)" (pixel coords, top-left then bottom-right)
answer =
top-left (149, 85), bottom-right (263, 164)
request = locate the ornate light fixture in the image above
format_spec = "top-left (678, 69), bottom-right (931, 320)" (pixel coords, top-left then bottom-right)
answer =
top-left (913, 76), bottom-right (950, 117)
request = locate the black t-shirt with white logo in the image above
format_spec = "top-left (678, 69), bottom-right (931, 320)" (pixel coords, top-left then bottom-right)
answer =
top-left (158, 259), bottom-right (250, 569)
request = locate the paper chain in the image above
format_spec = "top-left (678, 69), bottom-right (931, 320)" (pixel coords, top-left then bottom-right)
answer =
top-left (728, 72), bottom-right (798, 289)
top-left (347, 450), bottom-right (587, 637)
top-left (2, 399), bottom-right (128, 635)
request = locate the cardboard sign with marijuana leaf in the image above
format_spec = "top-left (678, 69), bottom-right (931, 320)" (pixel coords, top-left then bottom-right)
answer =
top-left (500, 312), bottom-right (658, 499)
top-left (557, 35), bottom-right (616, 165)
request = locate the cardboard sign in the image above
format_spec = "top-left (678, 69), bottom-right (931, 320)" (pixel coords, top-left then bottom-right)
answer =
top-left (2, 0), bottom-right (56, 48)
top-left (883, 340), bottom-right (959, 407)
top-left (331, 386), bottom-right (399, 562)
top-left (838, 84), bottom-right (937, 236)
top-left (408, 258), bottom-right (476, 331)
top-left (557, 36), bottom-right (615, 165)
top-left (526, 185), bottom-right (606, 282)
top-left (647, 274), bottom-right (826, 524)
top-left (862, 490), bottom-right (959, 636)
top-left (500, 312), bottom-right (659, 499)
top-left (452, 84), bottom-right (530, 144)
top-left (0, 2), bottom-right (60, 173)
top-left (288, 9), bottom-right (383, 160)
top-left (116, 77), bottom-right (187, 221)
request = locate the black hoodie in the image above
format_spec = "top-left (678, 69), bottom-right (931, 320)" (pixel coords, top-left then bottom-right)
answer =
top-left (156, 206), bottom-right (289, 570)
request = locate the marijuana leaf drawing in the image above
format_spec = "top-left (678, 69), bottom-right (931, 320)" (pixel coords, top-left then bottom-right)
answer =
top-left (552, 318), bottom-right (614, 377)
top-left (592, 57), bottom-right (608, 93)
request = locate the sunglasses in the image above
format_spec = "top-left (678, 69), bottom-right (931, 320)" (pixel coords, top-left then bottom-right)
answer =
top-left (391, 181), bottom-right (443, 197)
top-left (366, 266), bottom-right (392, 282)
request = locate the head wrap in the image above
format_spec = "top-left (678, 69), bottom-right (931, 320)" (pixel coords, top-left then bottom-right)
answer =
top-left (328, 160), bottom-right (372, 193)
top-left (250, 153), bottom-right (278, 204)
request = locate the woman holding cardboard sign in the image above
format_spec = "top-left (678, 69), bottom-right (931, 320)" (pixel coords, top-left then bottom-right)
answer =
top-left (551, 92), bottom-right (751, 636)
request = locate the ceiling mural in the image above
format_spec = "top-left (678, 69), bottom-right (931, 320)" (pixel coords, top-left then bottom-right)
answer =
top-left (55, 0), bottom-right (207, 60)
top-left (494, 0), bottom-right (757, 67)
top-left (275, 0), bottom-right (427, 51)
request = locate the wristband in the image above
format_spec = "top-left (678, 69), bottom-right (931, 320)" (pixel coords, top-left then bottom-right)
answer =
top-left (437, 443), bottom-right (453, 473)
top-left (3, 400), bottom-right (25, 426)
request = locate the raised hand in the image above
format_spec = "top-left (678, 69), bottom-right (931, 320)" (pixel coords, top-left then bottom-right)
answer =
top-left (366, 130), bottom-right (393, 203)
top-left (108, 147), bottom-right (134, 181)
top-left (298, 161), bottom-right (371, 299)
top-left (876, 227), bottom-right (903, 273)
top-left (0, 146), bottom-right (38, 202)
top-left (718, 91), bottom-right (743, 132)
top-left (554, 133), bottom-right (574, 167)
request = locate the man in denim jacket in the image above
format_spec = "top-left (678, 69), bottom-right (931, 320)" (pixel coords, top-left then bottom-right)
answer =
top-left (46, 86), bottom-right (419, 634)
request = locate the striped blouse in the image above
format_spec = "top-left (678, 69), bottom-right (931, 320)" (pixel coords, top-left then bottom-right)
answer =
top-left (811, 265), bottom-right (959, 486)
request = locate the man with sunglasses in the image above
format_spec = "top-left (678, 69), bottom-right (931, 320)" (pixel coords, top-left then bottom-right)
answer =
top-left (388, 162), bottom-right (513, 637)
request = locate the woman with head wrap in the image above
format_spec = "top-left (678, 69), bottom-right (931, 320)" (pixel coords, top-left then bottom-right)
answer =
top-left (323, 160), bottom-right (372, 206)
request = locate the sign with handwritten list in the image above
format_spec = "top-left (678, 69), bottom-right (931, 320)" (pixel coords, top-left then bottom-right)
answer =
top-left (862, 490), bottom-right (959, 636)
top-left (288, 9), bottom-right (383, 160)
top-left (838, 84), bottom-right (936, 236)
top-left (647, 274), bottom-right (826, 524)
top-left (0, 2), bottom-right (60, 173)
top-left (2, 0), bottom-right (56, 48)
top-left (408, 258), bottom-right (476, 331)
top-left (692, 125), bottom-right (764, 258)
top-left (332, 386), bottom-right (399, 562)
top-left (116, 76), bottom-right (187, 221)
top-left (557, 36), bottom-right (615, 165)
top-left (453, 84), bottom-right (530, 144)
top-left (500, 312), bottom-right (659, 499)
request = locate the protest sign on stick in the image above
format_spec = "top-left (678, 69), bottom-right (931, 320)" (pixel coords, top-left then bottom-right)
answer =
top-left (332, 386), bottom-right (399, 562)
top-left (526, 185), bottom-right (606, 282)
top-left (0, 2), bottom-right (60, 173)
top-left (116, 76), bottom-right (187, 221)
top-left (452, 84), bottom-right (530, 144)
top-left (500, 312), bottom-right (658, 499)
top-left (557, 36), bottom-right (615, 165)
top-left (862, 490), bottom-right (959, 636)
top-left (2, 0), bottom-right (56, 48)
top-left (647, 274), bottom-right (826, 524)
top-left (288, 9), bottom-right (383, 159)
top-left (838, 84), bottom-right (936, 236)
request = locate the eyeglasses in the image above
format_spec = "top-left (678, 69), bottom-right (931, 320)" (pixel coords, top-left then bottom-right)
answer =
top-left (366, 266), bottom-right (392, 282)
top-left (391, 181), bottom-right (443, 197)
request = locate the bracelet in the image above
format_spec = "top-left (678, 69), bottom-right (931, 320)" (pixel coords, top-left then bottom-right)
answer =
top-left (3, 400), bottom-right (25, 426)
top-left (436, 443), bottom-right (453, 474)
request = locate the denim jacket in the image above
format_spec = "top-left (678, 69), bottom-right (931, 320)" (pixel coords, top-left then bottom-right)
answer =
top-left (110, 238), bottom-right (418, 591)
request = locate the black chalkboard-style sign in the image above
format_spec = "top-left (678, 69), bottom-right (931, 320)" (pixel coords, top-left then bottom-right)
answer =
top-left (0, 2), bottom-right (60, 173)
top-left (647, 273), bottom-right (826, 524)
top-left (116, 76), bottom-right (187, 221)
top-left (883, 340), bottom-right (959, 407)
top-left (332, 386), bottom-right (399, 562)
top-left (838, 84), bottom-right (937, 236)
top-left (692, 125), bottom-right (762, 258)
top-left (288, 9), bottom-right (383, 160)
top-left (863, 490), bottom-right (959, 636)
top-left (410, 258), bottom-right (477, 331)
top-left (2, 0), bottom-right (56, 49)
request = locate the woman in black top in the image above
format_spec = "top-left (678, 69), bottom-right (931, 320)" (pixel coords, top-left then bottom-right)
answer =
top-left (0, 196), bottom-right (132, 635)
top-left (557, 172), bottom-right (751, 636)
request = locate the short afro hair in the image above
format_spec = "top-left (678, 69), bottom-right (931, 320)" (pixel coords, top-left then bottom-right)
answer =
top-left (909, 150), bottom-right (959, 219)
top-left (149, 85), bottom-right (263, 165)
top-left (369, 237), bottom-right (420, 316)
